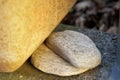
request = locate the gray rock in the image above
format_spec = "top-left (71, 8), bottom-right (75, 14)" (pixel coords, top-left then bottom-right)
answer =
top-left (46, 30), bottom-right (101, 68)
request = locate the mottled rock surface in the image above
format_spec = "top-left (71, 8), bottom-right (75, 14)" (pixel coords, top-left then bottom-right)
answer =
top-left (0, 0), bottom-right (76, 72)
top-left (0, 24), bottom-right (117, 80)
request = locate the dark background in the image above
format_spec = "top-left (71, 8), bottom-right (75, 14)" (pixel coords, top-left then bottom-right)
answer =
top-left (61, 0), bottom-right (120, 34)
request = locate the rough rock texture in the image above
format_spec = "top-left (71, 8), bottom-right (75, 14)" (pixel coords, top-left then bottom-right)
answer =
top-left (31, 44), bottom-right (89, 76)
top-left (0, 24), bottom-right (117, 80)
top-left (46, 30), bottom-right (101, 68)
top-left (0, 0), bottom-right (76, 72)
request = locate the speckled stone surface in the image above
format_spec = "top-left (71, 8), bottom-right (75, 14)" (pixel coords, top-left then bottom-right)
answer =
top-left (0, 24), bottom-right (117, 80)
top-left (46, 30), bottom-right (101, 69)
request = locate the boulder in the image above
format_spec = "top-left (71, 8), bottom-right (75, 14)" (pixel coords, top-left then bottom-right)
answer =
top-left (0, 0), bottom-right (76, 72)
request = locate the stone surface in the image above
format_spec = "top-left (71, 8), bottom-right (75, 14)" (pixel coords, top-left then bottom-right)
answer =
top-left (0, 24), bottom-right (117, 80)
top-left (0, 0), bottom-right (76, 72)
top-left (46, 30), bottom-right (101, 69)
top-left (31, 44), bottom-right (89, 76)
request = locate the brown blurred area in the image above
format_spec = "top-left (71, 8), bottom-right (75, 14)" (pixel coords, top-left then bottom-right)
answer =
top-left (61, 0), bottom-right (120, 34)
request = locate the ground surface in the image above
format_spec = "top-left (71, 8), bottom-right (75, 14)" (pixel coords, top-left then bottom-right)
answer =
top-left (0, 24), bottom-right (117, 80)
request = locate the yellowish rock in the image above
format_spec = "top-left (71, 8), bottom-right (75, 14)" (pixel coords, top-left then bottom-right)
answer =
top-left (0, 0), bottom-right (76, 72)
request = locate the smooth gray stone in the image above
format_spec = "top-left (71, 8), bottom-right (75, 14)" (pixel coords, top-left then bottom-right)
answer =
top-left (46, 30), bottom-right (101, 68)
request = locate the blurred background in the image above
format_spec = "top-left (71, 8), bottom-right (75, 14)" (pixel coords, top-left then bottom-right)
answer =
top-left (61, 0), bottom-right (120, 34)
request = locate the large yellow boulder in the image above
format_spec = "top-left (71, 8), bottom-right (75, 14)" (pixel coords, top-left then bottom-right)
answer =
top-left (0, 0), bottom-right (76, 72)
